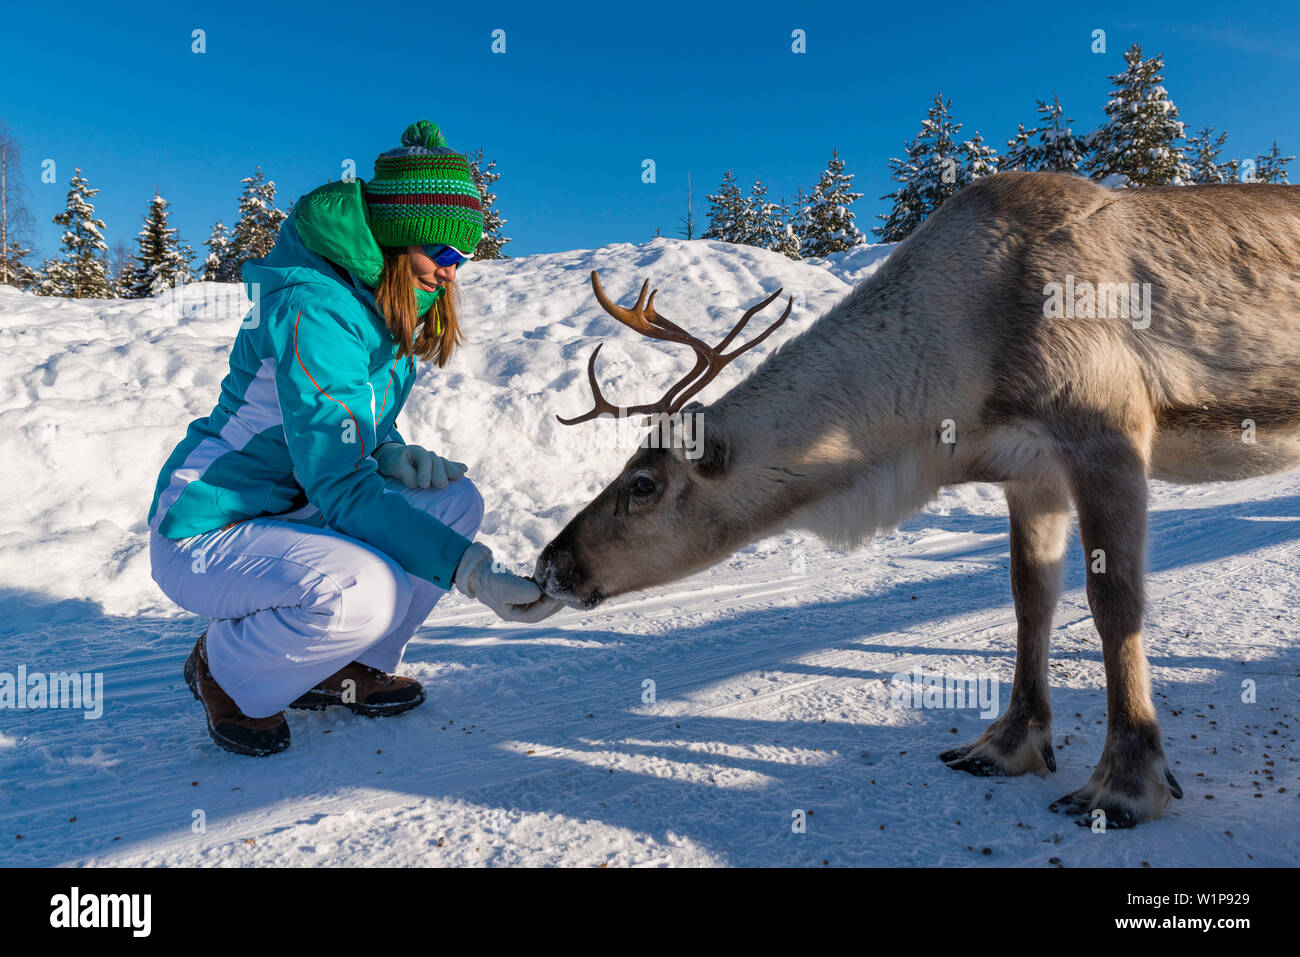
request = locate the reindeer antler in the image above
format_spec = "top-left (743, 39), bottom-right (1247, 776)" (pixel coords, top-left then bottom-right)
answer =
top-left (556, 271), bottom-right (793, 425)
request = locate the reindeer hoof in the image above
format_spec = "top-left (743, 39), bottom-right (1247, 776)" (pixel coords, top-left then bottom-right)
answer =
top-left (939, 723), bottom-right (1054, 777)
top-left (940, 745), bottom-right (1007, 777)
top-left (1050, 784), bottom-right (1152, 829)
top-left (1050, 791), bottom-right (1142, 829)
top-left (1049, 741), bottom-right (1180, 828)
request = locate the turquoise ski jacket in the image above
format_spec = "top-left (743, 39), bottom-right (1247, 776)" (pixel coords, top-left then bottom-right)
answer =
top-left (147, 180), bottom-right (471, 588)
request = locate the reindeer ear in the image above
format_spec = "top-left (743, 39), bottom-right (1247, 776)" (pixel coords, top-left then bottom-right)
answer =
top-left (693, 430), bottom-right (732, 477)
top-left (676, 410), bottom-right (730, 478)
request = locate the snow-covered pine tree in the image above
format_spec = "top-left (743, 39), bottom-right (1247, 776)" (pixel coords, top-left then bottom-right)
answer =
top-left (959, 131), bottom-right (999, 186)
top-left (1185, 127), bottom-right (1237, 184)
top-left (467, 147), bottom-right (511, 259)
top-left (678, 171), bottom-right (697, 240)
top-left (37, 260), bottom-right (64, 297)
top-left (800, 149), bottom-right (865, 257)
top-left (736, 189), bottom-right (759, 246)
top-left (201, 220), bottom-right (237, 281)
top-left (1, 239), bottom-right (38, 289)
top-left (227, 167), bottom-right (288, 279)
top-left (1086, 43), bottom-right (1191, 186)
top-left (702, 170), bottom-right (751, 244)
top-left (39, 168), bottom-right (112, 298)
top-left (109, 240), bottom-right (139, 297)
top-left (129, 192), bottom-right (193, 297)
top-left (913, 97), bottom-right (965, 214)
top-left (1002, 123), bottom-right (1037, 173)
top-left (747, 178), bottom-right (786, 251)
top-left (1035, 94), bottom-right (1088, 174)
top-left (1004, 97), bottom-right (1088, 175)
top-left (1254, 142), bottom-right (1294, 184)
top-left (771, 192), bottom-right (803, 260)
top-left (788, 187), bottom-right (808, 246)
top-left (875, 93), bottom-right (964, 242)
top-left (875, 147), bottom-right (924, 243)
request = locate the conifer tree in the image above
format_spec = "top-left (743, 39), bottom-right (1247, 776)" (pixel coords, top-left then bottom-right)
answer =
top-left (39, 168), bottom-right (111, 298)
top-left (1185, 127), bottom-right (1238, 184)
top-left (747, 178), bottom-right (786, 251)
top-left (678, 171), bottom-right (696, 240)
top-left (202, 220), bottom-right (237, 281)
top-left (1036, 96), bottom-right (1089, 174)
top-left (702, 170), bottom-right (752, 244)
top-left (1254, 142), bottom-right (1294, 184)
top-left (109, 240), bottom-right (139, 297)
top-left (1004, 95), bottom-right (1088, 174)
top-left (800, 150), bottom-right (864, 257)
top-left (2, 239), bottom-right (38, 290)
top-left (1002, 123), bottom-right (1036, 173)
top-left (1086, 43), bottom-right (1191, 185)
top-left (130, 192), bottom-right (193, 297)
top-left (772, 192), bottom-right (803, 260)
top-left (467, 147), bottom-right (511, 259)
top-left (959, 131), bottom-right (999, 185)
top-left (227, 167), bottom-right (287, 279)
top-left (876, 93), bottom-right (964, 242)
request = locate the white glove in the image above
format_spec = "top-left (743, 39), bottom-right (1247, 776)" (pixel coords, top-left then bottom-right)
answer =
top-left (376, 442), bottom-right (468, 489)
top-left (454, 543), bottom-right (564, 623)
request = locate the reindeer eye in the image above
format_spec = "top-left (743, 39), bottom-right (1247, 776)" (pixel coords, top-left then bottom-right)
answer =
top-left (630, 475), bottom-right (657, 497)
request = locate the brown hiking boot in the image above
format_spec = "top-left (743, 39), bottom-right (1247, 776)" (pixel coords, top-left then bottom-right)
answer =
top-left (184, 630), bottom-right (290, 757)
top-left (290, 662), bottom-right (426, 717)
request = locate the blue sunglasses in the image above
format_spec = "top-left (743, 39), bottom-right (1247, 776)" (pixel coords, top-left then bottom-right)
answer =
top-left (423, 243), bottom-right (473, 267)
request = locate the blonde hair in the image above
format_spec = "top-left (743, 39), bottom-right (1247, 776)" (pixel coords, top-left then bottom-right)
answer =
top-left (373, 245), bottom-right (463, 366)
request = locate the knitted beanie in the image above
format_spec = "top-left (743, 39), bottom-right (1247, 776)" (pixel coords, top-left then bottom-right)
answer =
top-left (364, 120), bottom-right (484, 254)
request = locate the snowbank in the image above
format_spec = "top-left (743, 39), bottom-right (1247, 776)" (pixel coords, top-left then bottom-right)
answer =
top-left (0, 238), bottom-right (887, 624)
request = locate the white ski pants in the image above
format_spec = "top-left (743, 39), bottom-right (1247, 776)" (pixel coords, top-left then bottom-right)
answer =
top-left (150, 476), bottom-right (485, 718)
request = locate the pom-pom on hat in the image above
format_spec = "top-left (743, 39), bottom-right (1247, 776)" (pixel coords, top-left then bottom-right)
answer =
top-left (364, 120), bottom-right (484, 255)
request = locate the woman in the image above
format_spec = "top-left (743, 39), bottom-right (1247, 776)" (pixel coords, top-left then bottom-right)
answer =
top-left (149, 120), bottom-right (561, 757)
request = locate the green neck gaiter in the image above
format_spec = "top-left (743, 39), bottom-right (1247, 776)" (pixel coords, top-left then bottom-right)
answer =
top-left (415, 284), bottom-right (446, 332)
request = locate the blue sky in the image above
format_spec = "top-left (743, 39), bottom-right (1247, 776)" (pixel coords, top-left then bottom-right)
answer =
top-left (2, 0), bottom-right (1297, 262)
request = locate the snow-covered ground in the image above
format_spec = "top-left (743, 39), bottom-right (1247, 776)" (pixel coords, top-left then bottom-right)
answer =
top-left (0, 238), bottom-right (1296, 866)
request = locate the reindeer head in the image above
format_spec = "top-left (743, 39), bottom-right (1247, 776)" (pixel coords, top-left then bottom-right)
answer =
top-left (536, 272), bottom-right (791, 608)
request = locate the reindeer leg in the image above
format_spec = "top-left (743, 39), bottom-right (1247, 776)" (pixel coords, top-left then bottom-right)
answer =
top-left (941, 473), bottom-right (1069, 776)
top-left (1049, 438), bottom-right (1182, 828)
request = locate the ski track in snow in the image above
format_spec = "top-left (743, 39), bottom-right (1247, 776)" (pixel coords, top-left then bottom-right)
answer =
top-left (0, 239), bottom-right (1297, 867)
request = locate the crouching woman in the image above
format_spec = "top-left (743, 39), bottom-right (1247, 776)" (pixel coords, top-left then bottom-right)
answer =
top-left (147, 120), bottom-right (559, 757)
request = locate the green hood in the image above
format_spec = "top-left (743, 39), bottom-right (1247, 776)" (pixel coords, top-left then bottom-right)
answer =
top-left (293, 179), bottom-right (442, 315)
top-left (294, 179), bottom-right (385, 288)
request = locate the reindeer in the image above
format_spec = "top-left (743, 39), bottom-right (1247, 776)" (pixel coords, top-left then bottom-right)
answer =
top-left (536, 171), bottom-right (1300, 827)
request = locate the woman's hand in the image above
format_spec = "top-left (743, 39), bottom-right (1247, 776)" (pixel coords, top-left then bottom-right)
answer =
top-left (376, 442), bottom-right (468, 490)
top-left (453, 543), bottom-right (564, 623)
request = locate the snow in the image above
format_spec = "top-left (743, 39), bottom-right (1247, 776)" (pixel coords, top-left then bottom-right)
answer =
top-left (0, 237), bottom-right (1297, 867)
